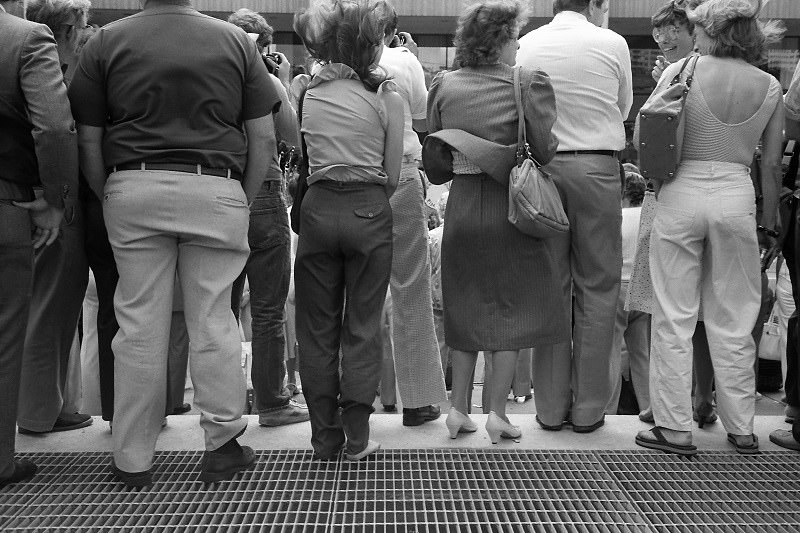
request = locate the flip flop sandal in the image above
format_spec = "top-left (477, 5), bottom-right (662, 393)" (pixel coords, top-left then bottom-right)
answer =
top-left (635, 427), bottom-right (698, 456)
top-left (727, 433), bottom-right (760, 455)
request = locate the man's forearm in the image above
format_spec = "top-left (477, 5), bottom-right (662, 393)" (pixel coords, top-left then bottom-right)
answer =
top-left (242, 141), bottom-right (274, 203)
top-left (80, 141), bottom-right (106, 200)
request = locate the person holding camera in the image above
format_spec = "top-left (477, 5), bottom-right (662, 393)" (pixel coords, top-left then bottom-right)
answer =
top-left (375, 1), bottom-right (447, 426)
top-left (227, 8), bottom-right (308, 428)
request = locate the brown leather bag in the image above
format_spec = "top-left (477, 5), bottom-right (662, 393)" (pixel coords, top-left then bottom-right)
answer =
top-left (636, 55), bottom-right (699, 182)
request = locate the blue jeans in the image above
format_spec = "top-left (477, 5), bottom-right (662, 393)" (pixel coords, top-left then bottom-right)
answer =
top-left (233, 180), bottom-right (291, 411)
top-left (0, 180), bottom-right (33, 479)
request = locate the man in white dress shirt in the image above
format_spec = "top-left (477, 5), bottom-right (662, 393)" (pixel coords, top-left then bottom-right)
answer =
top-left (516, 0), bottom-right (633, 433)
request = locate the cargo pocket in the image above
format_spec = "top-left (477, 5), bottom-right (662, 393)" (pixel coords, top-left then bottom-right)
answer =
top-left (354, 205), bottom-right (385, 220)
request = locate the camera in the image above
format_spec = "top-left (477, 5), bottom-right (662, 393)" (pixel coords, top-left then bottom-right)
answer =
top-left (262, 52), bottom-right (282, 75)
top-left (389, 32), bottom-right (406, 48)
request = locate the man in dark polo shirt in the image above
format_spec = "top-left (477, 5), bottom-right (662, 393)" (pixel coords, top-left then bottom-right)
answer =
top-left (69, 0), bottom-right (280, 487)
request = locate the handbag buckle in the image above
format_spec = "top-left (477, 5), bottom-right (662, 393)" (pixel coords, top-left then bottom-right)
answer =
top-left (517, 143), bottom-right (541, 168)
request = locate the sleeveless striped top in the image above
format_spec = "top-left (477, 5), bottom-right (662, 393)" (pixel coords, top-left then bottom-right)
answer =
top-left (681, 72), bottom-right (782, 166)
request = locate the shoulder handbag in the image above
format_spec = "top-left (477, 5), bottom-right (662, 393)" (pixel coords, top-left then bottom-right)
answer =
top-left (507, 66), bottom-right (569, 239)
top-left (637, 54), bottom-right (700, 183)
top-left (758, 258), bottom-right (784, 361)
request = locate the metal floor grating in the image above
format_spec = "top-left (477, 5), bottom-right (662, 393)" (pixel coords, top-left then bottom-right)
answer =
top-left (1, 449), bottom-right (798, 532)
top-left (598, 450), bottom-right (800, 533)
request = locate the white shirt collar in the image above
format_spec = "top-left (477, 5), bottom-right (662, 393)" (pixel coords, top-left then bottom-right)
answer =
top-left (552, 11), bottom-right (589, 24)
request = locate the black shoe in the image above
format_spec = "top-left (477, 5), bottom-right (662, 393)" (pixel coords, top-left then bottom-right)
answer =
top-left (19, 413), bottom-right (93, 434)
top-left (402, 405), bottom-right (441, 426)
top-left (111, 461), bottom-right (153, 488)
top-left (0, 459), bottom-right (37, 488)
top-left (169, 403), bottom-right (192, 415)
top-left (383, 404), bottom-right (397, 412)
top-left (198, 439), bottom-right (255, 484)
top-left (573, 416), bottom-right (605, 434)
top-left (535, 414), bottom-right (564, 431)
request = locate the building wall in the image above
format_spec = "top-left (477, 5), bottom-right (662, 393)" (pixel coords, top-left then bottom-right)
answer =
top-left (86, 0), bottom-right (800, 154)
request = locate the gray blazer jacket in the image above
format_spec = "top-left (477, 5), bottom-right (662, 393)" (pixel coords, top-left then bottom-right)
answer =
top-left (0, 8), bottom-right (77, 206)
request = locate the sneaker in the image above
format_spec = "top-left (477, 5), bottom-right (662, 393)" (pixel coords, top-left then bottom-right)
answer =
top-left (198, 439), bottom-right (255, 483)
top-left (18, 413), bottom-right (93, 434)
top-left (382, 404), bottom-right (397, 412)
top-left (402, 405), bottom-right (441, 426)
top-left (514, 394), bottom-right (532, 403)
top-left (259, 400), bottom-right (310, 427)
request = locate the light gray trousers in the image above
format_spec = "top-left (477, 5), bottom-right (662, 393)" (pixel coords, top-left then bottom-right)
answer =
top-left (103, 170), bottom-right (249, 472)
top-left (649, 161), bottom-right (759, 435)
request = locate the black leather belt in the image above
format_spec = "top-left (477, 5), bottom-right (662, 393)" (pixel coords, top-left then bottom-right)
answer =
top-left (557, 150), bottom-right (620, 158)
top-left (110, 162), bottom-right (241, 180)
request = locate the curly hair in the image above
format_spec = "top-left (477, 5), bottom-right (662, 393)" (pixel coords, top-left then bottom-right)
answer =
top-left (454, 0), bottom-right (529, 68)
top-left (26, 0), bottom-right (91, 40)
top-left (228, 8), bottom-right (274, 50)
top-left (294, 0), bottom-right (388, 92)
top-left (623, 172), bottom-right (646, 207)
top-left (651, 0), bottom-right (692, 32)
top-left (688, 0), bottom-right (785, 64)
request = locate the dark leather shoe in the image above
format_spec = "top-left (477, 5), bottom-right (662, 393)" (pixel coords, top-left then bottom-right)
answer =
top-left (535, 414), bottom-right (563, 431)
top-left (0, 459), bottom-right (37, 488)
top-left (383, 404), bottom-right (397, 412)
top-left (111, 461), bottom-right (153, 488)
top-left (198, 439), bottom-right (255, 483)
top-left (402, 405), bottom-right (441, 426)
top-left (573, 416), bottom-right (605, 434)
top-left (19, 413), bottom-right (93, 434)
top-left (169, 403), bottom-right (192, 415)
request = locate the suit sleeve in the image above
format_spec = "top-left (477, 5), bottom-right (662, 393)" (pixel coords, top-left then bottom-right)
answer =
top-left (21, 24), bottom-right (78, 207)
top-left (523, 69), bottom-right (559, 166)
top-left (426, 71), bottom-right (445, 134)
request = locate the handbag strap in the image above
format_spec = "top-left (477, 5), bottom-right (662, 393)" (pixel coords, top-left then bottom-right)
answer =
top-left (514, 66), bottom-right (526, 153)
top-left (513, 66), bottom-right (540, 166)
top-left (670, 54), bottom-right (700, 90)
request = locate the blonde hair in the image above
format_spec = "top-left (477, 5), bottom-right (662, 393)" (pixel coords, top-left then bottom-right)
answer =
top-left (688, 0), bottom-right (784, 64)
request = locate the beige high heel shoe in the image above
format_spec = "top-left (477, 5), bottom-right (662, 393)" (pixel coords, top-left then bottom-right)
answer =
top-left (445, 407), bottom-right (477, 439)
top-left (486, 411), bottom-right (521, 444)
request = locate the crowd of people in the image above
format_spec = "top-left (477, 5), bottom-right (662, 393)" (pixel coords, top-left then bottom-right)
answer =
top-left (2, 0), bottom-right (800, 491)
